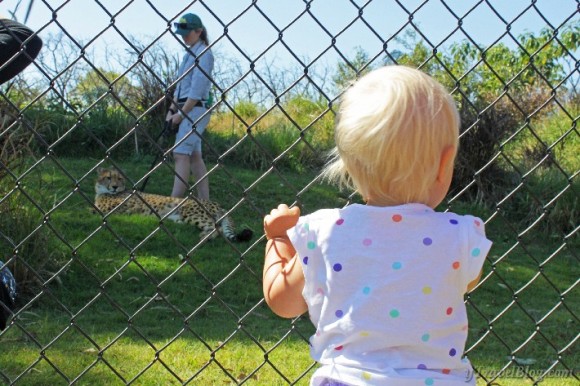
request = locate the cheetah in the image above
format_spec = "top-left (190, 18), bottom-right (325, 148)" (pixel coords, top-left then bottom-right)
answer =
top-left (93, 167), bottom-right (252, 242)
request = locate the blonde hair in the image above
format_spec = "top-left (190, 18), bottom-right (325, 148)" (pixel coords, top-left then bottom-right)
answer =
top-left (323, 65), bottom-right (460, 205)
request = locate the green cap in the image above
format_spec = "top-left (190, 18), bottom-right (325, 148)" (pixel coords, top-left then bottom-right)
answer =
top-left (174, 13), bottom-right (203, 36)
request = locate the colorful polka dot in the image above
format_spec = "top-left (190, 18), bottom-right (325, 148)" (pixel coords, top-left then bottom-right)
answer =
top-left (303, 256), bottom-right (309, 265)
top-left (423, 237), bottom-right (433, 246)
top-left (362, 238), bottom-right (372, 246)
top-left (449, 219), bottom-right (458, 225)
top-left (446, 307), bottom-right (453, 315)
top-left (471, 248), bottom-right (481, 257)
top-left (474, 220), bottom-right (481, 227)
top-left (336, 218), bottom-right (344, 225)
top-left (425, 378), bottom-right (434, 385)
top-left (449, 348), bottom-right (457, 357)
top-left (333, 263), bottom-right (342, 272)
top-left (362, 286), bottom-right (371, 295)
top-left (307, 241), bottom-right (316, 250)
top-left (421, 333), bottom-right (430, 342)
top-left (452, 261), bottom-right (460, 270)
top-left (335, 310), bottom-right (344, 318)
top-left (360, 331), bottom-right (369, 337)
top-left (392, 262), bottom-right (402, 270)
top-left (316, 288), bottom-right (324, 295)
top-left (335, 345), bottom-right (343, 351)
top-left (422, 286), bottom-right (432, 295)
top-left (303, 223), bottom-right (310, 231)
top-left (442, 369), bottom-right (451, 375)
top-left (417, 364), bottom-right (427, 370)
top-left (392, 214), bottom-right (402, 222)
top-left (362, 372), bottom-right (372, 380)
top-left (389, 309), bottom-right (400, 318)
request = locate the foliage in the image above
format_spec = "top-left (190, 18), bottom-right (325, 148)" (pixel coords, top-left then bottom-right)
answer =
top-left (0, 110), bottom-right (60, 295)
top-left (232, 99), bottom-right (261, 123)
top-left (71, 69), bottom-right (133, 110)
top-left (332, 47), bottom-right (384, 93)
top-left (2, 24), bottom-right (578, 234)
top-left (386, 25), bottom-right (580, 213)
top-left (22, 104), bottom-right (144, 158)
top-left (123, 39), bottom-right (180, 117)
top-left (206, 94), bottom-right (335, 172)
top-left (448, 25), bottom-right (579, 99)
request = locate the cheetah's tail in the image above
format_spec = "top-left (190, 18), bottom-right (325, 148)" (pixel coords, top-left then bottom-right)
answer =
top-left (234, 228), bottom-right (253, 242)
top-left (221, 217), bottom-right (253, 242)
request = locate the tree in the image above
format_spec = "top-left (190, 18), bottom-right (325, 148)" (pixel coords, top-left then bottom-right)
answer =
top-left (332, 47), bottom-right (373, 92)
top-left (446, 24), bottom-right (579, 103)
top-left (71, 68), bottom-right (133, 111)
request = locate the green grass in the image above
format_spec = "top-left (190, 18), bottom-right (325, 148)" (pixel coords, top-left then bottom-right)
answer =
top-left (0, 157), bottom-right (577, 385)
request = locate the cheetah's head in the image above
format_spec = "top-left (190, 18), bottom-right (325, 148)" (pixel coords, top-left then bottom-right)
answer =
top-left (95, 167), bottom-right (127, 195)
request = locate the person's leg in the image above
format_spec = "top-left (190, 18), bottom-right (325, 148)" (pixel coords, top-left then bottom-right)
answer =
top-left (190, 151), bottom-right (209, 200)
top-left (171, 153), bottom-right (191, 197)
top-left (0, 19), bottom-right (43, 85)
top-left (172, 107), bottom-right (210, 199)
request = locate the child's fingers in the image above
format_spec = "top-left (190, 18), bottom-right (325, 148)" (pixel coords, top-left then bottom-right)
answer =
top-left (287, 205), bottom-right (300, 217)
top-left (272, 204), bottom-right (291, 217)
top-left (263, 204), bottom-right (301, 238)
top-left (271, 204), bottom-right (299, 217)
top-left (266, 204), bottom-right (293, 221)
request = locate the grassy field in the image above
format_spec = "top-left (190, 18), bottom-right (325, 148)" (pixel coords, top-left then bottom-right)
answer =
top-left (0, 157), bottom-right (577, 385)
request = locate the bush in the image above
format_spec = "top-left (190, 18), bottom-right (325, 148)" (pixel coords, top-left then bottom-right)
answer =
top-left (23, 102), bottom-right (165, 159)
top-left (205, 124), bottom-right (327, 172)
top-left (450, 93), bottom-right (578, 235)
top-left (0, 110), bottom-right (62, 300)
top-left (452, 87), bottom-right (553, 200)
top-left (205, 97), bottom-right (335, 172)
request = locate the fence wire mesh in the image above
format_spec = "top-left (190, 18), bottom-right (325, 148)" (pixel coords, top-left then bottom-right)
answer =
top-left (0, 0), bottom-right (578, 385)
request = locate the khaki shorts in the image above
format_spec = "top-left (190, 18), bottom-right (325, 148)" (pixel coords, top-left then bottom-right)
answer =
top-left (173, 106), bottom-right (210, 155)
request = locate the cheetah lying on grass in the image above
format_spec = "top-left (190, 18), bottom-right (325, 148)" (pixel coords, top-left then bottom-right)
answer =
top-left (93, 167), bottom-right (252, 242)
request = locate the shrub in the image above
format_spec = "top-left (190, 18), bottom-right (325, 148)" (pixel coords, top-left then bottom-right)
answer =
top-left (23, 102), bottom-right (164, 159)
top-left (205, 98), bottom-right (335, 172)
top-left (0, 109), bottom-right (62, 300)
top-left (452, 87), bottom-right (553, 202)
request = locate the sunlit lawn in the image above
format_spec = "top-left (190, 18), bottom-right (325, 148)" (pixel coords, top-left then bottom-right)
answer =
top-left (0, 157), bottom-right (577, 385)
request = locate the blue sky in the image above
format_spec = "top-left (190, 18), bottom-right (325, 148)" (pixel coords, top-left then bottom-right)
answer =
top-left (2, 0), bottom-right (578, 75)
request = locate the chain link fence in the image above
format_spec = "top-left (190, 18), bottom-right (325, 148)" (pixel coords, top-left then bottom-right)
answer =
top-left (1, 0), bottom-right (578, 385)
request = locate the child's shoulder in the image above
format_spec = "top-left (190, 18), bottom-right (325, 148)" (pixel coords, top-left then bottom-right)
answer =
top-left (300, 207), bottom-right (341, 222)
top-left (430, 211), bottom-right (488, 238)
top-left (436, 211), bottom-right (484, 225)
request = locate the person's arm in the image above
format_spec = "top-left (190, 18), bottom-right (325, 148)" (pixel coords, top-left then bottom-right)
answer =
top-left (263, 204), bottom-right (308, 318)
top-left (176, 98), bottom-right (199, 116)
top-left (170, 97), bottom-right (200, 125)
top-left (171, 47), bottom-right (213, 125)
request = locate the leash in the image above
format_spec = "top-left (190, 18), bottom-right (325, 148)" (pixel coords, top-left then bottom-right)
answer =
top-left (139, 120), bottom-right (175, 192)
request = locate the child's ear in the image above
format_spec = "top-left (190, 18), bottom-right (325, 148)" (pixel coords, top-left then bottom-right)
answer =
top-left (436, 146), bottom-right (456, 183)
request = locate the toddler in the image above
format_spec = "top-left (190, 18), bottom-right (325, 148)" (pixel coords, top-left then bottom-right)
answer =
top-left (263, 66), bottom-right (492, 385)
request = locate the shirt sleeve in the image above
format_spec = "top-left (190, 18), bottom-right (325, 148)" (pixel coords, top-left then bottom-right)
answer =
top-left (287, 214), bottom-right (325, 324)
top-left (461, 216), bottom-right (492, 291)
top-left (185, 47), bottom-right (214, 101)
top-left (286, 215), bottom-right (310, 258)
